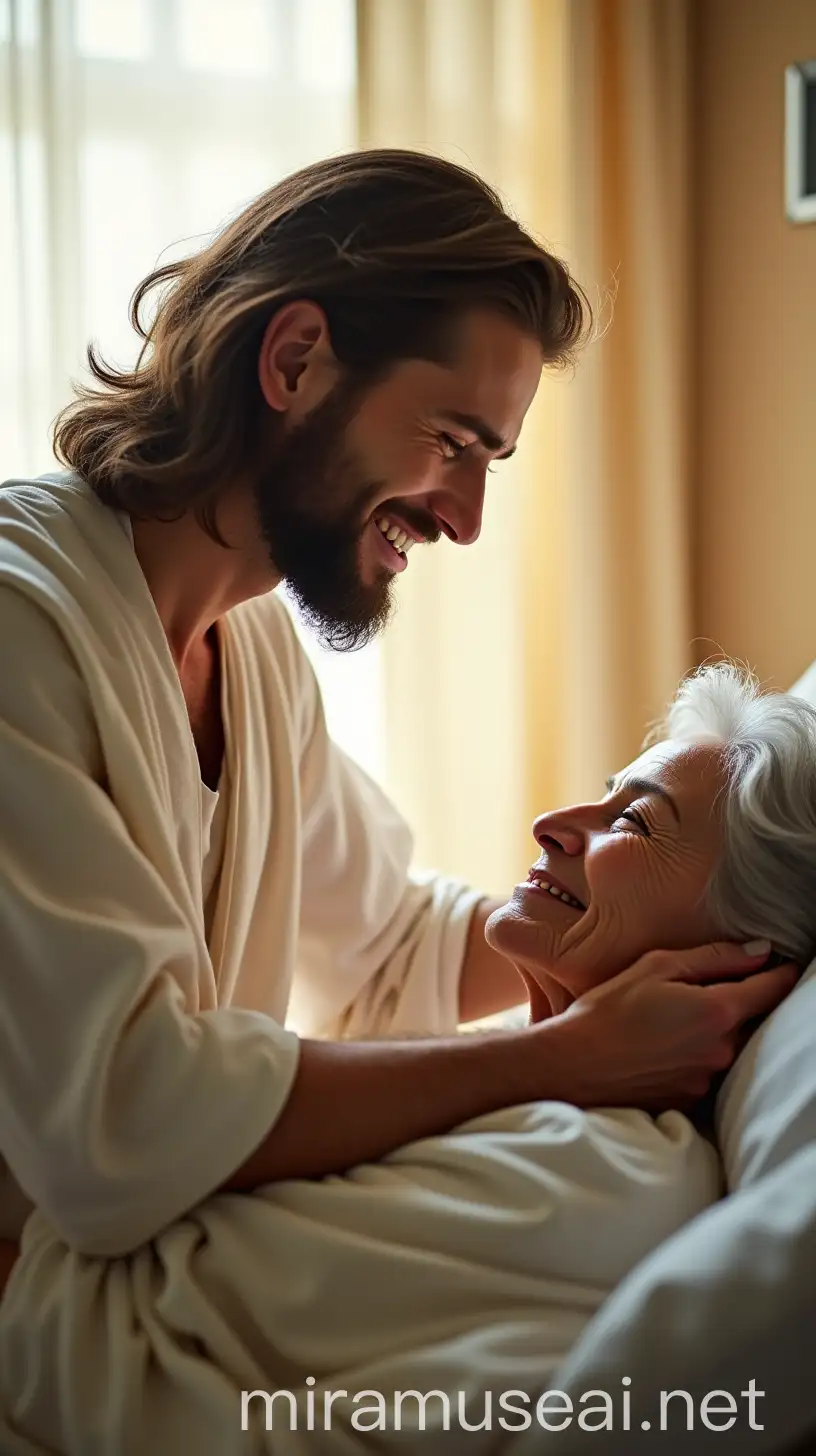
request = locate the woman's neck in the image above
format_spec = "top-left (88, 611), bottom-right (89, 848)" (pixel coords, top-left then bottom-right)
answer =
top-left (534, 972), bottom-right (575, 1018)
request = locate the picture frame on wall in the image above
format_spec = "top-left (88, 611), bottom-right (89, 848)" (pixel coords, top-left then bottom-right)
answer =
top-left (785, 60), bottom-right (816, 223)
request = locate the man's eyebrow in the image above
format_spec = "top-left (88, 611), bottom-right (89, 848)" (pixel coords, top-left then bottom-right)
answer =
top-left (441, 410), bottom-right (517, 459)
top-left (605, 774), bottom-right (681, 826)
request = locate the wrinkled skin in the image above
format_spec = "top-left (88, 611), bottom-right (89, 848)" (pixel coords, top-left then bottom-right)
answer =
top-left (486, 740), bottom-right (728, 1018)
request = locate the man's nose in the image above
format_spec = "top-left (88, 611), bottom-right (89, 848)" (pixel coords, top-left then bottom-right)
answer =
top-left (532, 809), bottom-right (586, 857)
top-left (430, 472), bottom-right (486, 546)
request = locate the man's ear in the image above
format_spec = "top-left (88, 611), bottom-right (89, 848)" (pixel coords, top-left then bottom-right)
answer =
top-left (258, 300), bottom-right (336, 414)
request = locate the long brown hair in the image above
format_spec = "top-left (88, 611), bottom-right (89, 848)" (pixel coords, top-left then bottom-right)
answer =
top-left (54, 149), bottom-right (591, 546)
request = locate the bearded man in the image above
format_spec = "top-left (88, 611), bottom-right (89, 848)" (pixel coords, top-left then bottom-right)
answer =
top-left (0, 149), bottom-right (792, 1453)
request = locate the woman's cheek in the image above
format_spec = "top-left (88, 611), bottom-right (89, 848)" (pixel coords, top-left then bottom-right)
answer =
top-left (567, 898), bottom-right (651, 984)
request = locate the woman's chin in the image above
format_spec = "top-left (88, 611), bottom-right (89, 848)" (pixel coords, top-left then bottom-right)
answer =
top-left (484, 898), bottom-right (519, 950)
top-left (488, 894), bottom-right (628, 1004)
top-left (484, 897), bottom-right (560, 963)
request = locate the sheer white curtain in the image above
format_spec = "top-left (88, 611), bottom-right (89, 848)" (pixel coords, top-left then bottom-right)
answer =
top-left (0, 0), bottom-right (384, 780)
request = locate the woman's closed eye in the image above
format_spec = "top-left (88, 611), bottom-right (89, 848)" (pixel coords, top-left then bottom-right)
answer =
top-left (613, 806), bottom-right (651, 836)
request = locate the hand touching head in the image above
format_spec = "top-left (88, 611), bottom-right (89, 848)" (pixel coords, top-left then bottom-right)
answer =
top-left (487, 662), bottom-right (816, 1004)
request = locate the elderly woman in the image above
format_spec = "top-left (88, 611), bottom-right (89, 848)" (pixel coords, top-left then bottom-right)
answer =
top-left (489, 660), bottom-right (815, 1025)
top-left (0, 662), bottom-right (811, 1454)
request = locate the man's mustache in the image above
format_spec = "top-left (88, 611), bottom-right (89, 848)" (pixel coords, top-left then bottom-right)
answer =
top-left (373, 500), bottom-right (442, 544)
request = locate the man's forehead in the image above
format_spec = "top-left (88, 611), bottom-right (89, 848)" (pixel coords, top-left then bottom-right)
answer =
top-left (434, 318), bottom-right (542, 427)
top-left (449, 310), bottom-right (544, 380)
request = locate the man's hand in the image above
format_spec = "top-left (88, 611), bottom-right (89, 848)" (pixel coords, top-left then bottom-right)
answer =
top-left (549, 940), bottom-right (799, 1110)
top-left (0, 1237), bottom-right (19, 1299)
top-left (221, 941), bottom-right (797, 1195)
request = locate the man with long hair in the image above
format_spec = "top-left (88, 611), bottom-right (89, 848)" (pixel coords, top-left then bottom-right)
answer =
top-left (0, 150), bottom-right (793, 1450)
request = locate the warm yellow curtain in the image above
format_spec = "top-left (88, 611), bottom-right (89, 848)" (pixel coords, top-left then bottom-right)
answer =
top-left (356, 0), bottom-right (693, 896)
top-left (559, 0), bottom-right (694, 802)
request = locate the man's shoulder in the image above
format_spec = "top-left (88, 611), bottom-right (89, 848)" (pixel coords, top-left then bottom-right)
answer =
top-left (0, 473), bottom-right (118, 698)
top-left (0, 470), bottom-right (161, 701)
top-left (0, 470), bottom-right (126, 584)
top-left (0, 471), bottom-right (93, 610)
top-left (0, 573), bottom-right (106, 784)
top-left (0, 469), bottom-right (89, 526)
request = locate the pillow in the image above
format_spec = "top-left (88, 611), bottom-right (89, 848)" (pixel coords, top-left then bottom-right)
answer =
top-left (788, 656), bottom-right (816, 706)
top-left (551, 964), bottom-right (816, 1451)
top-left (548, 1141), bottom-right (816, 1453)
top-left (714, 654), bottom-right (816, 1191)
top-left (716, 957), bottom-right (816, 1189)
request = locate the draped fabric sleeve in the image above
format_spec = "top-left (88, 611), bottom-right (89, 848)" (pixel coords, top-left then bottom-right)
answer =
top-left (286, 636), bottom-right (484, 1041)
top-left (0, 585), bottom-right (301, 1257)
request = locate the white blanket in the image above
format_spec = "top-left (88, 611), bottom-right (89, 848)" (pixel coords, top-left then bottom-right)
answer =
top-left (0, 1103), bottom-right (720, 1454)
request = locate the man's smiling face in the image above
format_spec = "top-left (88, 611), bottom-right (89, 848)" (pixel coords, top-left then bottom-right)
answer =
top-left (251, 308), bottom-right (543, 650)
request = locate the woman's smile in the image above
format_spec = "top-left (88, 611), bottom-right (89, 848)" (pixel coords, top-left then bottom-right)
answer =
top-left (511, 879), bottom-right (586, 918)
top-left (489, 739), bottom-right (728, 1001)
top-left (524, 867), bottom-right (586, 912)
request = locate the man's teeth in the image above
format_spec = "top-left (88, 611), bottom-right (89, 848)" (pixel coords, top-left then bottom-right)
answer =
top-left (527, 872), bottom-right (583, 910)
top-left (376, 516), bottom-right (415, 554)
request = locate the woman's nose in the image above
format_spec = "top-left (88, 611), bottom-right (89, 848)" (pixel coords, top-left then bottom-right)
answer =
top-left (532, 809), bottom-right (586, 856)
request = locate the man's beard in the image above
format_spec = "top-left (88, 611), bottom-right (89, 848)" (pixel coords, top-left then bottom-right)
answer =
top-left (250, 378), bottom-right (397, 652)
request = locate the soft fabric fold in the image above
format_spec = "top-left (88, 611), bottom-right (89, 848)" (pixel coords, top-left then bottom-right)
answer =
top-left (0, 472), bottom-right (479, 1256)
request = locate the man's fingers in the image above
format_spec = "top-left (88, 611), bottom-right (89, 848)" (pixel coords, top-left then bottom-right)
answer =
top-left (711, 962), bottom-right (799, 1027)
top-left (665, 939), bottom-right (774, 983)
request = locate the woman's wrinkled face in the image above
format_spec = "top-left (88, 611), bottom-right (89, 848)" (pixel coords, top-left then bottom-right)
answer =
top-left (486, 739), bottom-right (728, 1002)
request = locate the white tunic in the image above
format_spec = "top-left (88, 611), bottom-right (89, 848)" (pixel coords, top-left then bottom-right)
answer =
top-left (0, 474), bottom-right (723, 1455)
top-left (0, 471), bottom-right (482, 1255)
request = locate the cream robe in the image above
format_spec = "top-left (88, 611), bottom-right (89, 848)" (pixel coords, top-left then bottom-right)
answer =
top-left (0, 473), bottom-right (722, 1455)
top-left (0, 471), bottom-right (481, 1254)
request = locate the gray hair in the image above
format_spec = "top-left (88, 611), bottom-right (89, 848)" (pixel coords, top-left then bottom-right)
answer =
top-left (656, 661), bottom-right (816, 964)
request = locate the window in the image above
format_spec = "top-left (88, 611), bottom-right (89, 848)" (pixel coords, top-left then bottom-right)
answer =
top-left (1, 0), bottom-right (384, 784)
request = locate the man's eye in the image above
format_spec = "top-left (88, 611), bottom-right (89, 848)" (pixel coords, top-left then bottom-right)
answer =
top-left (440, 434), bottom-right (467, 460)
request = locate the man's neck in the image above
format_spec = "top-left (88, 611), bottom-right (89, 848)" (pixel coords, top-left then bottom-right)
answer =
top-left (128, 492), bottom-right (280, 670)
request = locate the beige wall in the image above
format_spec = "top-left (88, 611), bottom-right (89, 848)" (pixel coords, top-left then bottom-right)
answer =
top-left (694, 0), bottom-right (816, 689)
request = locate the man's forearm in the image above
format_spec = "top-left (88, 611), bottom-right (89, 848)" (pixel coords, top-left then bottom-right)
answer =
top-left (222, 939), bottom-right (792, 1197)
top-left (0, 1238), bottom-right (18, 1289)
top-left (222, 1016), bottom-right (593, 1194)
top-left (458, 897), bottom-right (528, 1023)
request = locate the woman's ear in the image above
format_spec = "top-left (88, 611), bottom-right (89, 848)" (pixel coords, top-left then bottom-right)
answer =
top-left (258, 300), bottom-right (336, 414)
